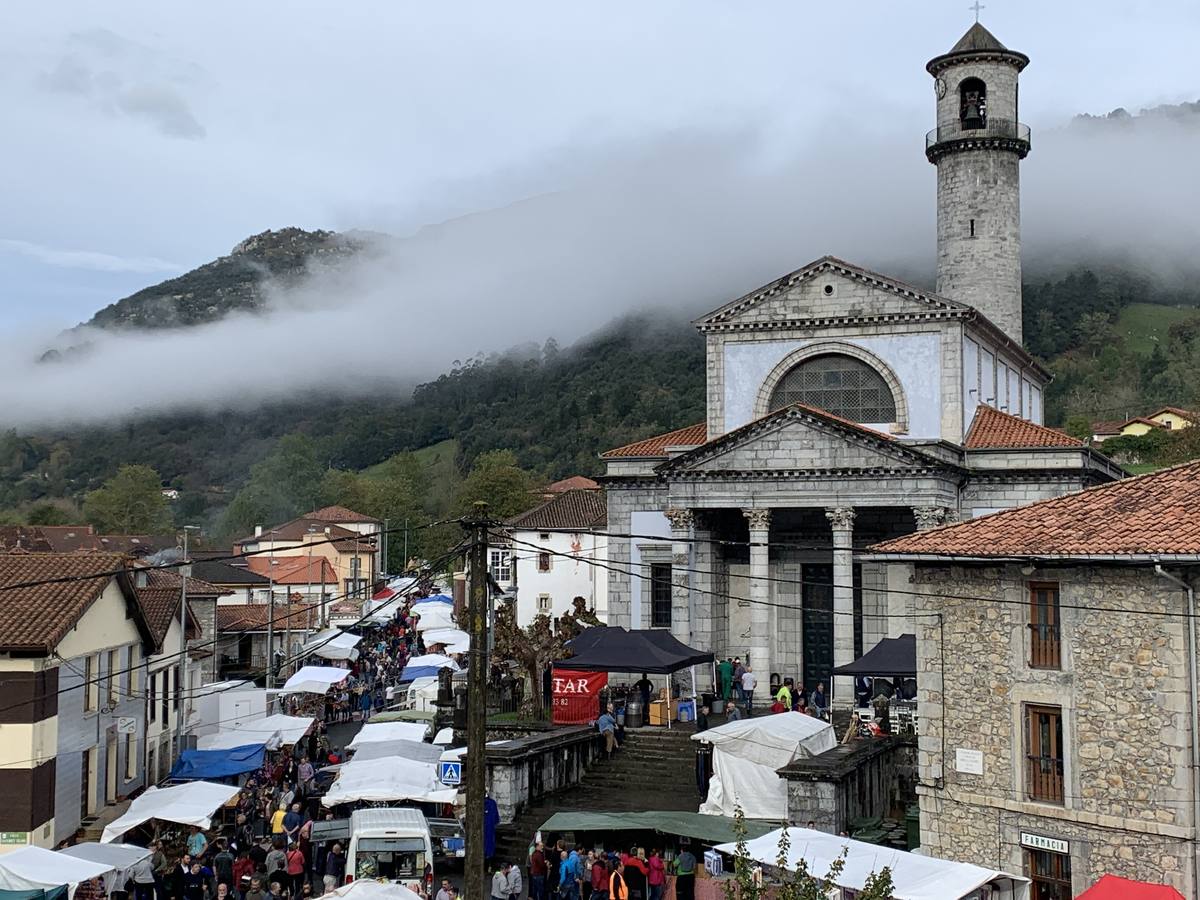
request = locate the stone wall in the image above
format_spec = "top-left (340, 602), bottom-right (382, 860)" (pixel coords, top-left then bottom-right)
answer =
top-left (781, 737), bottom-right (916, 835)
top-left (909, 562), bottom-right (1197, 896)
top-left (483, 726), bottom-right (602, 824)
top-left (604, 481), bottom-right (669, 628)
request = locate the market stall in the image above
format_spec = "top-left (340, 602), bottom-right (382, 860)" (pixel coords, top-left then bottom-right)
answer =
top-left (324, 879), bottom-right (424, 900)
top-left (58, 844), bottom-right (151, 896)
top-left (101, 781), bottom-right (240, 843)
top-left (0, 847), bottom-right (113, 900)
top-left (399, 654), bottom-right (459, 682)
top-left (282, 665), bottom-right (350, 694)
top-left (196, 713), bottom-right (315, 751)
top-left (321, 755), bottom-right (458, 806)
top-left (347, 721), bottom-right (430, 749)
top-left (410, 603), bottom-right (456, 632)
top-left (168, 743), bottom-right (265, 780)
top-left (693, 712), bottom-right (835, 819)
top-left (301, 628), bottom-right (362, 662)
top-left (712, 827), bottom-right (1029, 900)
top-left (419, 628), bottom-right (469, 653)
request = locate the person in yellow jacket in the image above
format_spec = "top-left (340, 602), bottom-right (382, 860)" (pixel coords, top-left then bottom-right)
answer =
top-left (775, 682), bottom-right (792, 709)
top-left (609, 861), bottom-right (628, 900)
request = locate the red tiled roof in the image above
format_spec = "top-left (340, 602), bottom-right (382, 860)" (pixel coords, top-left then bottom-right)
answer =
top-left (964, 405), bottom-right (1083, 449)
top-left (215, 602), bottom-right (319, 633)
top-left (871, 459), bottom-right (1200, 558)
top-left (1092, 419), bottom-right (1125, 435)
top-left (601, 424), bottom-right (708, 459)
top-left (245, 555), bottom-right (339, 585)
top-left (546, 476), bottom-right (601, 493)
top-left (1148, 406), bottom-right (1198, 422)
top-left (0, 553), bottom-right (140, 652)
top-left (236, 519), bottom-right (359, 546)
top-left (135, 568), bottom-right (228, 647)
top-left (305, 505), bottom-right (380, 524)
top-left (509, 489), bottom-right (607, 530)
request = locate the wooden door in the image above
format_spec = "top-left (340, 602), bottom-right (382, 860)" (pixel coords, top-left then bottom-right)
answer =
top-left (105, 735), bottom-right (118, 803)
top-left (801, 564), bottom-right (833, 691)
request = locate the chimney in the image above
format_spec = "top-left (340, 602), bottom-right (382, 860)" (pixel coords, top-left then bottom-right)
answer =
top-left (134, 569), bottom-right (149, 589)
top-left (254, 525), bottom-right (263, 538)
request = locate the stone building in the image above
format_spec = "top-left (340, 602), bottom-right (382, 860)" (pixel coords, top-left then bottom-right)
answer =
top-left (870, 460), bottom-right (1200, 898)
top-left (600, 23), bottom-right (1122, 700)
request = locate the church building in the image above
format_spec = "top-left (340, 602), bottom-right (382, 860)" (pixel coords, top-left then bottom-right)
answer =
top-left (600, 23), bottom-right (1123, 701)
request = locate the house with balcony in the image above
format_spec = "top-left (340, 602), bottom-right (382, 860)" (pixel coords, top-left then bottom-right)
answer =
top-left (869, 460), bottom-right (1200, 897)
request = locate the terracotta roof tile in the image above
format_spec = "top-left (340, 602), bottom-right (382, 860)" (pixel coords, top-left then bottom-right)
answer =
top-left (546, 476), bottom-right (601, 493)
top-left (509, 489), bottom-right (607, 530)
top-left (0, 552), bottom-right (134, 652)
top-left (601, 424), bottom-right (708, 459)
top-left (1149, 406), bottom-right (1199, 421)
top-left (1092, 420), bottom-right (1126, 435)
top-left (871, 459), bottom-right (1200, 558)
top-left (244, 555), bottom-right (340, 585)
top-left (964, 405), bottom-right (1084, 449)
top-left (236, 519), bottom-right (359, 545)
top-left (215, 602), bottom-right (319, 632)
top-left (135, 568), bottom-right (228, 647)
top-left (305, 505), bottom-right (380, 524)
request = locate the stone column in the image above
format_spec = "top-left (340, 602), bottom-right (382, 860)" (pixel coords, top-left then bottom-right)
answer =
top-left (825, 506), bottom-right (856, 707)
top-left (691, 514), bottom-right (718, 690)
top-left (665, 508), bottom-right (694, 652)
top-left (742, 508), bottom-right (772, 678)
top-left (913, 506), bottom-right (948, 532)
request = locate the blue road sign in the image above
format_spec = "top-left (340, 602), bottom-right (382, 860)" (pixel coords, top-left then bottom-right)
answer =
top-left (438, 761), bottom-right (462, 786)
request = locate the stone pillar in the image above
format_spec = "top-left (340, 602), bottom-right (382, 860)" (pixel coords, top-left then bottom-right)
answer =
top-left (665, 508), bottom-right (694, 652)
top-left (825, 506), bottom-right (856, 707)
top-left (742, 508), bottom-right (772, 678)
top-left (913, 506), bottom-right (948, 532)
top-left (691, 515), bottom-right (718, 690)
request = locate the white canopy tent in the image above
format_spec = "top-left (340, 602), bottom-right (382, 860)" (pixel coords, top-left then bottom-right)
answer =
top-left (301, 629), bottom-right (362, 662)
top-left (350, 739), bottom-right (442, 764)
top-left (101, 781), bottom-right (240, 843)
top-left (713, 827), bottom-right (1029, 900)
top-left (420, 628), bottom-right (469, 654)
top-left (0, 846), bottom-right (114, 898)
top-left (692, 712), bottom-right (836, 819)
top-left (347, 721), bottom-right (430, 749)
top-left (324, 878), bottom-right (424, 900)
top-left (321, 755), bottom-right (458, 806)
top-left (196, 714), bottom-right (315, 751)
top-left (59, 844), bottom-right (151, 895)
top-left (411, 603), bottom-right (456, 632)
top-left (282, 665), bottom-right (350, 694)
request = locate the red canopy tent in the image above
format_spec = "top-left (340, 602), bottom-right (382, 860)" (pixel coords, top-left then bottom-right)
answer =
top-left (1076, 874), bottom-right (1185, 900)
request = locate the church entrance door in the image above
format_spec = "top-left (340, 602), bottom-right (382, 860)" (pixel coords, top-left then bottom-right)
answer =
top-left (802, 565), bottom-right (833, 691)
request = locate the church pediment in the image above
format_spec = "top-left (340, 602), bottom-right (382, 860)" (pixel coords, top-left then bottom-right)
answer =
top-left (658, 404), bottom-right (951, 475)
top-left (695, 256), bottom-right (968, 332)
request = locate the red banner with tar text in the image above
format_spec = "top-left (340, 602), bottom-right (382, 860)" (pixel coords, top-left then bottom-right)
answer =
top-left (551, 669), bottom-right (608, 724)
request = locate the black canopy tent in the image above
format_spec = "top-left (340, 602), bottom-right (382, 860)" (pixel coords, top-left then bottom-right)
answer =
top-left (555, 626), bottom-right (714, 674)
top-left (831, 633), bottom-right (916, 677)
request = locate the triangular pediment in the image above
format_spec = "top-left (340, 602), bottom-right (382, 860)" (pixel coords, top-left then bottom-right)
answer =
top-left (695, 256), bottom-right (969, 331)
top-left (658, 405), bottom-right (949, 475)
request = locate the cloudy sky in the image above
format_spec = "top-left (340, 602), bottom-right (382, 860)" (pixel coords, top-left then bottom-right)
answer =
top-left (0, 1), bottom-right (1197, 424)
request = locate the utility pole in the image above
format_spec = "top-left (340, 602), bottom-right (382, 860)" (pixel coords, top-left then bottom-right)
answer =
top-left (177, 525), bottom-right (199, 756)
top-left (463, 503), bottom-right (489, 900)
top-left (266, 574), bottom-right (276, 689)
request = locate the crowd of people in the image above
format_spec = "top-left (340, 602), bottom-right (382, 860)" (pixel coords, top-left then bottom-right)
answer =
top-left (515, 841), bottom-right (696, 900)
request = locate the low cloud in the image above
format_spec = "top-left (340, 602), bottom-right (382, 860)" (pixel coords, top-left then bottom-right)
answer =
top-left (0, 238), bottom-right (184, 274)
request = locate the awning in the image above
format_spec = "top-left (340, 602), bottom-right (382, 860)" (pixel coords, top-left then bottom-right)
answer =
top-left (350, 740), bottom-right (442, 764)
top-left (321, 756), bottom-right (457, 806)
top-left (554, 627), bottom-right (713, 674)
top-left (347, 721), bottom-right (430, 749)
top-left (169, 744), bottom-right (265, 780)
top-left (371, 709), bottom-right (436, 723)
top-left (0, 848), bottom-right (113, 898)
top-left (400, 654), bottom-right (459, 682)
top-left (101, 781), bottom-right (240, 843)
top-left (713, 827), bottom-right (1029, 900)
top-left (1077, 875), bottom-right (1186, 900)
top-left (58, 844), bottom-right (151, 896)
top-left (282, 665), bottom-right (350, 694)
top-left (421, 628), bottom-right (469, 654)
top-left (831, 634), bottom-right (916, 677)
top-left (196, 714), bottom-right (315, 751)
top-left (324, 880), bottom-right (424, 900)
top-left (411, 604), bottom-right (456, 632)
top-left (413, 594), bottom-right (453, 606)
top-left (539, 811), bottom-right (775, 846)
top-left (302, 629), bottom-right (362, 662)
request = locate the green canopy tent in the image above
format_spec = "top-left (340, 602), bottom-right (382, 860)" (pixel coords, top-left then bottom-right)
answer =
top-left (538, 810), bottom-right (776, 846)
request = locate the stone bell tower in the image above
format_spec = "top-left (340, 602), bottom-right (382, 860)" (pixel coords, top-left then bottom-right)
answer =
top-left (926, 22), bottom-right (1030, 344)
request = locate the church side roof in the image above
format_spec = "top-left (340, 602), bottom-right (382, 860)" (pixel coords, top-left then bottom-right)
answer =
top-left (870, 458), bottom-right (1200, 560)
top-left (964, 405), bottom-right (1083, 450)
top-left (601, 423), bottom-right (708, 459)
top-left (927, 23), bottom-right (1029, 74)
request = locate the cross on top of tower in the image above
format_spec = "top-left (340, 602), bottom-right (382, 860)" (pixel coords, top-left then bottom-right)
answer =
top-left (969, 1), bottom-right (986, 22)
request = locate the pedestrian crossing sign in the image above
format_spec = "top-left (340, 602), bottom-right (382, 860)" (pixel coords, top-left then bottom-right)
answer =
top-left (438, 761), bottom-right (462, 785)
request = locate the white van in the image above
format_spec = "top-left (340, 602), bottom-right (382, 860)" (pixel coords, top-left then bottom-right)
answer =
top-left (346, 807), bottom-right (434, 889)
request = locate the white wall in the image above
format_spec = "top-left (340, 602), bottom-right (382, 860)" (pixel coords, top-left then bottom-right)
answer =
top-left (723, 333), bottom-right (943, 438)
top-left (513, 529), bottom-right (607, 626)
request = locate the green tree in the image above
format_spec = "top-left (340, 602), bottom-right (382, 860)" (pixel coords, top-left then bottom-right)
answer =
top-left (83, 465), bottom-right (174, 533)
top-left (221, 434), bottom-right (325, 536)
top-left (1062, 415), bottom-right (1093, 442)
top-left (493, 597), bottom-right (601, 717)
top-left (26, 502), bottom-right (73, 526)
top-left (454, 450), bottom-right (539, 519)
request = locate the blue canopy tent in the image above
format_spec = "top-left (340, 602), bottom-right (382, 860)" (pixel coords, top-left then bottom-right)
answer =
top-left (169, 743), bottom-right (266, 781)
top-left (400, 654), bottom-right (459, 682)
top-left (413, 594), bottom-right (453, 606)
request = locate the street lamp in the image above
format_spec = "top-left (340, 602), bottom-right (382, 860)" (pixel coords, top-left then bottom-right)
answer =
top-left (177, 525), bottom-right (200, 757)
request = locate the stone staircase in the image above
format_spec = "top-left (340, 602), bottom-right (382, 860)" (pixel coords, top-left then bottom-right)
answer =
top-left (493, 725), bottom-right (701, 864)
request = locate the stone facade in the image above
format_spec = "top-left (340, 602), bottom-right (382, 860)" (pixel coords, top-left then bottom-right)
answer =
top-left (908, 562), bottom-right (1197, 896)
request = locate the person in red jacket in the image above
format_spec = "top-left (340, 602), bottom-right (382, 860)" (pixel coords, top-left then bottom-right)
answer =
top-left (646, 849), bottom-right (666, 900)
top-left (590, 853), bottom-right (609, 900)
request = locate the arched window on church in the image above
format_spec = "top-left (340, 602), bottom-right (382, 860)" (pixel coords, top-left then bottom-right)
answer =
top-left (767, 354), bottom-right (897, 423)
top-left (959, 77), bottom-right (987, 130)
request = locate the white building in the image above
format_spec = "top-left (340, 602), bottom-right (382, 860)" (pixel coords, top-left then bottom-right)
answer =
top-left (507, 488), bottom-right (608, 626)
